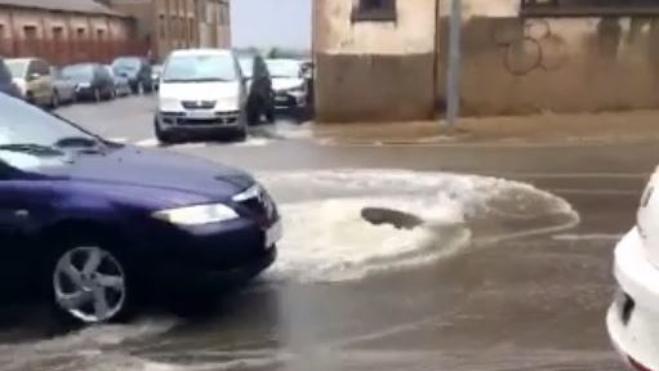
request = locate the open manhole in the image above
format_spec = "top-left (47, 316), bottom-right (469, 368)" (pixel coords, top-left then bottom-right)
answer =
top-left (361, 207), bottom-right (424, 230)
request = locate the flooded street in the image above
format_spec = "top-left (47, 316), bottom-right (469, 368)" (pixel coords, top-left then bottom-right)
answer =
top-left (0, 97), bottom-right (652, 370)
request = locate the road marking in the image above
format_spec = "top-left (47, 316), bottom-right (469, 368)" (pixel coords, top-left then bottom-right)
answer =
top-left (135, 138), bottom-right (159, 147)
top-left (552, 233), bottom-right (623, 242)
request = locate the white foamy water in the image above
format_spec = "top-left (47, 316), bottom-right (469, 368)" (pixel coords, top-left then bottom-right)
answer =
top-left (269, 197), bottom-right (471, 282)
top-left (258, 170), bottom-right (579, 283)
top-left (0, 318), bottom-right (176, 371)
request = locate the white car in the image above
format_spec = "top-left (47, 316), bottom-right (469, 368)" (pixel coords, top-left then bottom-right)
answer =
top-left (265, 59), bottom-right (307, 110)
top-left (608, 168), bottom-right (659, 370)
top-left (155, 49), bottom-right (248, 143)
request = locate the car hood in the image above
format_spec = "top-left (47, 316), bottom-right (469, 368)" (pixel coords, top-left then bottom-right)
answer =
top-left (39, 146), bottom-right (254, 202)
top-left (272, 77), bottom-right (304, 92)
top-left (160, 81), bottom-right (240, 101)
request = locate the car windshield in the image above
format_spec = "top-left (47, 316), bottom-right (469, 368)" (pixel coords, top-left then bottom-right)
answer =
top-left (112, 57), bottom-right (141, 72)
top-left (0, 95), bottom-right (100, 167)
top-left (162, 54), bottom-right (237, 83)
top-left (61, 65), bottom-right (94, 82)
top-left (5, 60), bottom-right (28, 78)
top-left (239, 59), bottom-right (254, 78)
top-left (265, 60), bottom-right (300, 78)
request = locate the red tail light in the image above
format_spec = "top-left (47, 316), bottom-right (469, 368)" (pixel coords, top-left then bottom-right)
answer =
top-left (629, 356), bottom-right (654, 371)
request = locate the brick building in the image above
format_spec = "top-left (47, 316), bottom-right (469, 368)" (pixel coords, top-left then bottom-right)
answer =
top-left (0, 0), bottom-right (141, 66)
top-left (107, 0), bottom-right (231, 62)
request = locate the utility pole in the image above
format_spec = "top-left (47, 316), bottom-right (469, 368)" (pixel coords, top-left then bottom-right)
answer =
top-left (445, 0), bottom-right (461, 128)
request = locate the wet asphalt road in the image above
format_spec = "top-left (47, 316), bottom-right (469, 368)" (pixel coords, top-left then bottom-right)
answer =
top-left (2, 96), bottom-right (655, 370)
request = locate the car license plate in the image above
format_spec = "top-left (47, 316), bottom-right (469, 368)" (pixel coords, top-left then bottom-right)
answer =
top-left (187, 111), bottom-right (214, 119)
top-left (265, 221), bottom-right (282, 248)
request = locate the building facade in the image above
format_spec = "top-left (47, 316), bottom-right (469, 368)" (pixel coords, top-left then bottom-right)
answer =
top-left (313, 0), bottom-right (440, 122)
top-left (314, 0), bottom-right (659, 122)
top-left (108, 0), bottom-right (231, 62)
top-left (0, 0), bottom-right (139, 66)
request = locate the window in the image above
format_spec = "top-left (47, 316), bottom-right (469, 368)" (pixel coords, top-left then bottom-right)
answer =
top-left (171, 16), bottom-right (178, 37)
top-left (521, 0), bottom-right (659, 16)
top-left (77, 27), bottom-right (86, 39)
top-left (52, 26), bottom-right (64, 41)
top-left (97, 29), bottom-right (105, 40)
top-left (162, 53), bottom-right (238, 83)
top-left (159, 15), bottom-right (166, 37)
top-left (219, 4), bottom-right (228, 25)
top-left (23, 25), bottom-right (38, 40)
top-left (352, 0), bottom-right (397, 22)
top-left (34, 60), bottom-right (50, 76)
top-left (0, 24), bottom-right (5, 40)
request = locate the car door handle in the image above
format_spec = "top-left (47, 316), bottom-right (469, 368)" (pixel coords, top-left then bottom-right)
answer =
top-left (13, 210), bottom-right (29, 218)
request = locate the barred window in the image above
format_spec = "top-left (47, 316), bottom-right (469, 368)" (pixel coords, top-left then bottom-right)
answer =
top-left (352, 0), bottom-right (397, 22)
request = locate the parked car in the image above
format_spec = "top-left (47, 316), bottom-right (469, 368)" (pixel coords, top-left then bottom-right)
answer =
top-left (104, 65), bottom-right (132, 97)
top-left (61, 63), bottom-right (115, 102)
top-left (156, 49), bottom-right (249, 143)
top-left (608, 167), bottom-right (659, 370)
top-left (265, 59), bottom-right (308, 111)
top-left (0, 93), bottom-right (281, 324)
top-left (51, 67), bottom-right (77, 104)
top-left (111, 56), bottom-right (153, 95)
top-left (0, 58), bottom-right (20, 98)
top-left (239, 55), bottom-right (274, 125)
top-left (151, 64), bottom-right (162, 91)
top-left (6, 58), bottom-right (57, 108)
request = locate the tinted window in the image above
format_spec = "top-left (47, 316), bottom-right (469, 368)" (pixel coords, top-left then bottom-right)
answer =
top-left (103, 66), bottom-right (115, 79)
top-left (163, 53), bottom-right (238, 82)
top-left (112, 57), bottom-right (142, 72)
top-left (0, 60), bottom-right (11, 83)
top-left (34, 60), bottom-right (50, 76)
top-left (97, 66), bottom-right (111, 80)
top-left (26, 61), bottom-right (38, 76)
top-left (61, 65), bottom-right (95, 82)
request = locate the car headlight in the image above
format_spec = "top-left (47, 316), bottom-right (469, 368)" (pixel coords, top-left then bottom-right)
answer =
top-left (152, 203), bottom-right (239, 226)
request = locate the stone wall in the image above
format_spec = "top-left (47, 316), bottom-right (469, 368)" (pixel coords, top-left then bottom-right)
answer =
top-left (314, 0), bottom-right (438, 122)
top-left (439, 16), bottom-right (659, 115)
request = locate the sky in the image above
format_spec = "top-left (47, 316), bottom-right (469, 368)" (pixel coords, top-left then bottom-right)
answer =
top-left (231, 0), bottom-right (312, 50)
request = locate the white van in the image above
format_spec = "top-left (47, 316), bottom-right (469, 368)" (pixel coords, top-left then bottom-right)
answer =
top-left (155, 49), bottom-right (248, 143)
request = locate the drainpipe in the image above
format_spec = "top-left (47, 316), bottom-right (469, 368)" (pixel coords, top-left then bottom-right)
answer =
top-left (445, 0), bottom-right (461, 128)
top-left (432, 0), bottom-right (440, 118)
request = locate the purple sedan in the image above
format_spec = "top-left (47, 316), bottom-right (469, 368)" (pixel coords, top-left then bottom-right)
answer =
top-left (0, 94), bottom-right (280, 324)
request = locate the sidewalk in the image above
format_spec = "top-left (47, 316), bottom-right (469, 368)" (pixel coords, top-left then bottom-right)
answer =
top-left (312, 110), bottom-right (659, 145)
